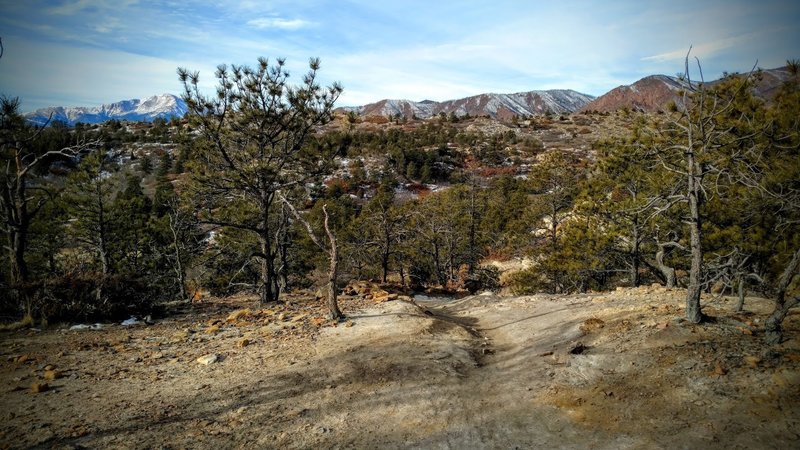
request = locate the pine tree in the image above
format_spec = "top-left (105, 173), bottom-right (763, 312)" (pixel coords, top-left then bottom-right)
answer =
top-left (179, 57), bottom-right (342, 303)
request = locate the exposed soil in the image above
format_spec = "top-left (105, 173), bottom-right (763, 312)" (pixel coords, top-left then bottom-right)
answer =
top-left (2, 286), bottom-right (799, 449)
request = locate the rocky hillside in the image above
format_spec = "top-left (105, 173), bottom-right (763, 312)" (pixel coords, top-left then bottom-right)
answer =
top-left (580, 75), bottom-right (689, 113)
top-left (582, 66), bottom-right (794, 113)
top-left (344, 90), bottom-right (595, 119)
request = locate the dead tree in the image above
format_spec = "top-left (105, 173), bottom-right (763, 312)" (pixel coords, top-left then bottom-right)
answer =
top-left (764, 248), bottom-right (800, 344)
top-left (647, 51), bottom-right (759, 323)
top-left (279, 194), bottom-right (343, 320)
top-left (1, 97), bottom-right (97, 309)
top-left (654, 231), bottom-right (683, 289)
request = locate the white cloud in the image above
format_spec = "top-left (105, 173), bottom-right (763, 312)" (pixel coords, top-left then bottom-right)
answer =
top-left (94, 17), bottom-right (121, 33)
top-left (641, 33), bottom-right (758, 63)
top-left (246, 17), bottom-right (311, 30)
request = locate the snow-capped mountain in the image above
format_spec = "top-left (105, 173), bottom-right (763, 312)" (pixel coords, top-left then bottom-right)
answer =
top-left (343, 89), bottom-right (595, 119)
top-left (25, 94), bottom-right (188, 126)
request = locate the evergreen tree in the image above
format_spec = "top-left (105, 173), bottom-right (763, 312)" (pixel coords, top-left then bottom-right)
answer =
top-left (179, 56), bottom-right (342, 303)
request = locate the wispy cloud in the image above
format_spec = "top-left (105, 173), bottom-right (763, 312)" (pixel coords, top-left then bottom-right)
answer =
top-left (246, 17), bottom-right (311, 30)
top-left (47, 0), bottom-right (97, 15)
top-left (47, 0), bottom-right (139, 15)
top-left (641, 33), bottom-right (759, 63)
top-left (93, 17), bottom-right (121, 33)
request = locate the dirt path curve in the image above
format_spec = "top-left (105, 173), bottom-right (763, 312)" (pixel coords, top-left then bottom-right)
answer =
top-left (403, 293), bottom-right (637, 449)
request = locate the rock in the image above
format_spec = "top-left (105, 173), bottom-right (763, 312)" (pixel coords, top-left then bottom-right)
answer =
top-left (43, 370), bottom-right (63, 381)
top-left (30, 382), bottom-right (49, 393)
top-left (743, 355), bottom-right (761, 368)
top-left (15, 354), bottom-right (30, 363)
top-left (196, 354), bottom-right (220, 365)
top-left (579, 317), bottom-right (605, 333)
top-left (121, 317), bottom-right (141, 326)
top-left (226, 309), bottom-right (251, 323)
top-left (772, 369), bottom-right (800, 387)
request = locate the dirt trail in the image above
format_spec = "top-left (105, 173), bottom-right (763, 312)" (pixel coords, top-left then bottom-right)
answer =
top-left (1, 288), bottom-right (799, 449)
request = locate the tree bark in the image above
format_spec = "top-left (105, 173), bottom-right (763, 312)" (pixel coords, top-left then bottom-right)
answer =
top-left (96, 180), bottom-right (111, 305)
top-left (765, 247), bottom-right (800, 344)
top-left (168, 209), bottom-right (188, 301)
top-left (323, 206), bottom-right (343, 320)
top-left (258, 193), bottom-right (279, 304)
top-left (630, 220), bottom-right (640, 287)
top-left (736, 275), bottom-right (745, 312)
top-left (685, 149), bottom-right (704, 323)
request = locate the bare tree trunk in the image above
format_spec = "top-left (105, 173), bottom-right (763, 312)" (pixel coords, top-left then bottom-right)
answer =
top-left (381, 243), bottom-right (390, 284)
top-left (736, 275), bottom-right (745, 312)
top-left (96, 182), bottom-right (111, 305)
top-left (278, 194), bottom-right (342, 319)
top-left (630, 222), bottom-right (640, 287)
top-left (259, 194), bottom-right (279, 304)
top-left (168, 209), bottom-right (188, 301)
top-left (655, 238), bottom-right (680, 288)
top-left (765, 247), bottom-right (800, 344)
top-left (277, 205), bottom-right (290, 292)
top-left (9, 227), bottom-right (28, 284)
top-left (468, 179), bottom-right (478, 274)
top-left (685, 153), bottom-right (704, 323)
top-left (7, 177), bottom-right (31, 291)
top-left (323, 206), bottom-right (343, 320)
top-left (258, 235), bottom-right (278, 303)
top-left (433, 240), bottom-right (445, 286)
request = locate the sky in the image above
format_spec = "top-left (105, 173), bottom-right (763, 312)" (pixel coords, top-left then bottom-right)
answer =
top-left (1, 0), bottom-right (799, 112)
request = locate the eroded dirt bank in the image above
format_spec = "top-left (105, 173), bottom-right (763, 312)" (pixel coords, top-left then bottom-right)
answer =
top-left (1, 287), bottom-right (799, 449)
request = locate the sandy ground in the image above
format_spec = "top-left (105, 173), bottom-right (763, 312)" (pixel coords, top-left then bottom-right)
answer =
top-left (1, 286), bottom-right (799, 449)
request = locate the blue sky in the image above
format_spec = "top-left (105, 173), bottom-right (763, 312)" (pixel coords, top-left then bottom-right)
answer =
top-left (1, 0), bottom-right (798, 111)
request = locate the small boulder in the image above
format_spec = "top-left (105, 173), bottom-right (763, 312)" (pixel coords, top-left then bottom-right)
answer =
top-left (196, 354), bottom-right (220, 365)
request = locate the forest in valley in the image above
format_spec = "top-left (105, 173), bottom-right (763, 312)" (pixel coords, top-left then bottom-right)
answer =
top-left (1, 57), bottom-right (799, 343)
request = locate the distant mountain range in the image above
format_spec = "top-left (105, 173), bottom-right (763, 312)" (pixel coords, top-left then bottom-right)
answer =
top-left (24, 66), bottom-right (793, 126)
top-left (24, 94), bottom-right (187, 126)
top-left (341, 90), bottom-right (595, 119)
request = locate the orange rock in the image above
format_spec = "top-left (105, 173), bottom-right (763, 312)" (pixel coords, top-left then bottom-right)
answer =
top-left (30, 383), bottom-right (49, 393)
top-left (43, 370), bottom-right (62, 381)
top-left (226, 309), bottom-right (252, 323)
